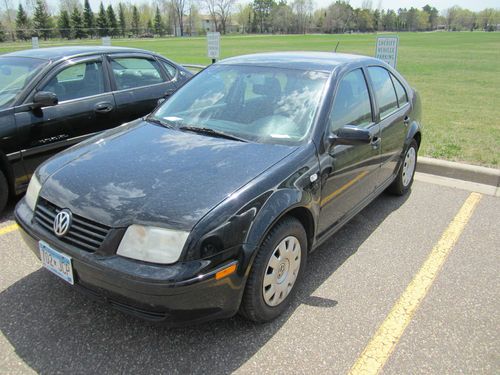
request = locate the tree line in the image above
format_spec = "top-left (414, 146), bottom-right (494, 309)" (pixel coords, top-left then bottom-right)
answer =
top-left (0, 0), bottom-right (499, 42)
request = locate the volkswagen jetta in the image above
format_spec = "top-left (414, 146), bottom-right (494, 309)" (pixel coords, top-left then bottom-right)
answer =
top-left (15, 52), bottom-right (422, 325)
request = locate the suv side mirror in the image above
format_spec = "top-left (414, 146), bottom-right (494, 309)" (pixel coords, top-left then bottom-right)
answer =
top-left (33, 91), bottom-right (58, 108)
top-left (329, 125), bottom-right (372, 146)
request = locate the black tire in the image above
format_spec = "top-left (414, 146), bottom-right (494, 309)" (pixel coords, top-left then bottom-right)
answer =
top-left (387, 139), bottom-right (418, 196)
top-left (0, 170), bottom-right (9, 214)
top-left (240, 216), bottom-right (307, 323)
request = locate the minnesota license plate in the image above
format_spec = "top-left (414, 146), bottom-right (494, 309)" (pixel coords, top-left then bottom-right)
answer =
top-left (39, 241), bottom-right (74, 285)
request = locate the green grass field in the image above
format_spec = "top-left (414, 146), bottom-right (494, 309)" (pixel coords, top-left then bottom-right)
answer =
top-left (1, 32), bottom-right (499, 167)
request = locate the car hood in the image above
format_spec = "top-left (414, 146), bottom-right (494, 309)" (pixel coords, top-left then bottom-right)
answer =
top-left (39, 121), bottom-right (298, 230)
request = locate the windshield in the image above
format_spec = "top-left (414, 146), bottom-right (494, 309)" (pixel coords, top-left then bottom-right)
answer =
top-left (152, 64), bottom-right (328, 145)
top-left (0, 57), bottom-right (48, 109)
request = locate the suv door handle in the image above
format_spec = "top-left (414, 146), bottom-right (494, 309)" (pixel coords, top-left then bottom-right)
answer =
top-left (371, 136), bottom-right (381, 150)
top-left (403, 116), bottom-right (410, 126)
top-left (94, 102), bottom-right (114, 114)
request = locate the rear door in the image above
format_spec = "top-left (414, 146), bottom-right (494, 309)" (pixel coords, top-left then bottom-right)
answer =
top-left (15, 56), bottom-right (114, 176)
top-left (366, 66), bottom-right (411, 186)
top-left (107, 54), bottom-right (178, 124)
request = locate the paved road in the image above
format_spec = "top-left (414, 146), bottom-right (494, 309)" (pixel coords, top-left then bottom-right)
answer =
top-left (0, 177), bottom-right (498, 374)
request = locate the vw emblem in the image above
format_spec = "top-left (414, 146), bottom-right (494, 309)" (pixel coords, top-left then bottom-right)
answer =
top-left (53, 209), bottom-right (72, 237)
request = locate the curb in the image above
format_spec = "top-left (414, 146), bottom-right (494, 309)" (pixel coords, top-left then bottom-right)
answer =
top-left (417, 157), bottom-right (500, 187)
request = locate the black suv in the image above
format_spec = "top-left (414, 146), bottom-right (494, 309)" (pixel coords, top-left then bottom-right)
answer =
top-left (0, 46), bottom-right (192, 211)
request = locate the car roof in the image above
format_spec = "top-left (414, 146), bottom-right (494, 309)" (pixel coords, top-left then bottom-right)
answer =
top-left (2, 46), bottom-right (153, 61)
top-left (219, 52), bottom-right (381, 72)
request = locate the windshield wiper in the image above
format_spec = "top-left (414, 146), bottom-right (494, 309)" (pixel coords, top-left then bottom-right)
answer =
top-left (179, 126), bottom-right (247, 142)
top-left (144, 115), bottom-right (174, 129)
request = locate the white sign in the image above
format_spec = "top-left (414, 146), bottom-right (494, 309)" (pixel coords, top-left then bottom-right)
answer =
top-left (207, 32), bottom-right (220, 59)
top-left (102, 36), bottom-right (111, 46)
top-left (375, 36), bottom-right (399, 68)
top-left (32, 37), bottom-right (39, 49)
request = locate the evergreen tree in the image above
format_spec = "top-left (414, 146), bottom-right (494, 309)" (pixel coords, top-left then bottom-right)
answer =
top-left (131, 6), bottom-right (140, 36)
top-left (83, 0), bottom-right (94, 38)
top-left (147, 19), bottom-right (153, 34)
top-left (0, 21), bottom-right (5, 42)
top-left (118, 3), bottom-right (126, 37)
top-left (71, 7), bottom-right (85, 39)
top-left (96, 2), bottom-right (108, 36)
top-left (58, 10), bottom-right (71, 39)
top-left (33, 0), bottom-right (53, 40)
top-left (16, 4), bottom-right (30, 41)
top-left (106, 5), bottom-right (118, 37)
top-left (154, 6), bottom-right (164, 36)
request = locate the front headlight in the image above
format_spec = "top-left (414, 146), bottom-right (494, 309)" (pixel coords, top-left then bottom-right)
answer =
top-left (25, 174), bottom-right (42, 211)
top-left (116, 225), bottom-right (189, 264)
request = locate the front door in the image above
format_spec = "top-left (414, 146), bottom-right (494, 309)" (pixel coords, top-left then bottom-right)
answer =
top-left (317, 68), bottom-right (381, 237)
top-left (15, 57), bottom-right (114, 176)
top-left (366, 66), bottom-right (410, 186)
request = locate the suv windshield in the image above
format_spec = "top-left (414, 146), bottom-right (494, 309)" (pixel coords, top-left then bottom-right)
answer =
top-left (152, 64), bottom-right (328, 145)
top-left (0, 57), bottom-right (48, 109)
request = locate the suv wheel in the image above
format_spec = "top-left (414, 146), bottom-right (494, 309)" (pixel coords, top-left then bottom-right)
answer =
top-left (0, 170), bottom-right (9, 213)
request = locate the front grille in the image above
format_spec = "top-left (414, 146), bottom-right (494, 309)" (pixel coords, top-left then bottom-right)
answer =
top-left (34, 198), bottom-right (110, 252)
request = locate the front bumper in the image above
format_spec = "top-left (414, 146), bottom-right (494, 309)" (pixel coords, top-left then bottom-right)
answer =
top-left (15, 199), bottom-right (249, 326)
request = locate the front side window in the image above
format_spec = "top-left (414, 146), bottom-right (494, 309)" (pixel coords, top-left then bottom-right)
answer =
top-left (368, 66), bottom-right (398, 118)
top-left (111, 57), bottom-right (163, 90)
top-left (42, 61), bottom-right (104, 102)
top-left (329, 69), bottom-right (373, 131)
top-left (151, 65), bottom-right (328, 145)
top-left (0, 57), bottom-right (48, 109)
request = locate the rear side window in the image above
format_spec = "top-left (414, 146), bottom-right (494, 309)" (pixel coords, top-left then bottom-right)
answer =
top-left (329, 68), bottom-right (373, 131)
top-left (368, 66), bottom-right (398, 118)
top-left (391, 74), bottom-right (408, 107)
top-left (42, 61), bottom-right (104, 102)
top-left (111, 57), bottom-right (163, 90)
top-left (160, 60), bottom-right (177, 79)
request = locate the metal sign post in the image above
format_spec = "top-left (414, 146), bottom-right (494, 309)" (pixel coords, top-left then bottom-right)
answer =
top-left (207, 32), bottom-right (220, 64)
top-left (375, 36), bottom-right (399, 68)
top-left (102, 36), bottom-right (111, 46)
top-left (31, 37), bottom-right (39, 49)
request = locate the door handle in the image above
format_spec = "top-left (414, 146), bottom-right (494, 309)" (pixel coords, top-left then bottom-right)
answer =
top-left (371, 136), bottom-right (381, 150)
top-left (403, 116), bottom-right (410, 126)
top-left (94, 102), bottom-right (114, 114)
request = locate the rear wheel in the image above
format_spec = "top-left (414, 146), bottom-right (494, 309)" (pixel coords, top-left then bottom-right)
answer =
top-left (240, 217), bottom-right (307, 322)
top-left (0, 170), bottom-right (9, 214)
top-left (387, 139), bottom-right (418, 196)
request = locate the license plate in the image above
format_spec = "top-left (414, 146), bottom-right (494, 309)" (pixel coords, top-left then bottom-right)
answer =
top-left (39, 241), bottom-right (74, 285)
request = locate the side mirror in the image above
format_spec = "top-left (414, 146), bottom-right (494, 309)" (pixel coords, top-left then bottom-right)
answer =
top-left (329, 125), bottom-right (372, 146)
top-left (32, 91), bottom-right (58, 108)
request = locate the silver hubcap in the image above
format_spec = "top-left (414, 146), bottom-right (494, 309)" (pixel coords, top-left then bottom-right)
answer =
top-left (262, 236), bottom-right (301, 307)
top-left (402, 147), bottom-right (416, 187)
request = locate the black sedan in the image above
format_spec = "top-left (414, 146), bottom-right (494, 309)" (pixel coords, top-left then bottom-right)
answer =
top-left (15, 52), bottom-right (422, 325)
top-left (0, 46), bottom-right (192, 212)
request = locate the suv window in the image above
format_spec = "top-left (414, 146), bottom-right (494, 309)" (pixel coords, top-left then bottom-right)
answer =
top-left (111, 57), bottom-right (163, 90)
top-left (329, 68), bottom-right (373, 131)
top-left (42, 61), bottom-right (104, 102)
top-left (391, 74), bottom-right (408, 107)
top-left (368, 66), bottom-right (398, 118)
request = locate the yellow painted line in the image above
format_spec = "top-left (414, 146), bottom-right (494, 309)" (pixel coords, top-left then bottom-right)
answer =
top-left (0, 223), bottom-right (18, 236)
top-left (321, 171), bottom-right (368, 207)
top-left (349, 192), bottom-right (482, 375)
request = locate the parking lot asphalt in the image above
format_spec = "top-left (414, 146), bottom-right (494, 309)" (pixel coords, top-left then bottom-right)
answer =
top-left (0, 176), bottom-right (498, 375)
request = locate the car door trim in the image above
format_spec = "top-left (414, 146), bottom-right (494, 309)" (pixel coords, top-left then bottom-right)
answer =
top-left (20, 131), bottom-right (101, 158)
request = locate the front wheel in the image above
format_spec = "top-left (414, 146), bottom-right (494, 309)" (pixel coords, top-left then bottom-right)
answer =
top-left (239, 217), bottom-right (307, 322)
top-left (387, 139), bottom-right (418, 195)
